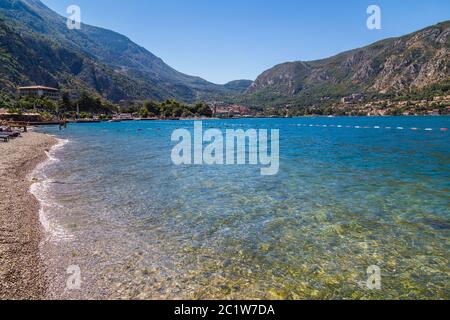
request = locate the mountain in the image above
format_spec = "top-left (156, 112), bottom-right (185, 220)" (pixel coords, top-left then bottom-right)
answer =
top-left (223, 80), bottom-right (253, 93)
top-left (243, 21), bottom-right (450, 107)
top-left (0, 0), bottom-right (241, 102)
top-left (1, 0), bottom-right (448, 107)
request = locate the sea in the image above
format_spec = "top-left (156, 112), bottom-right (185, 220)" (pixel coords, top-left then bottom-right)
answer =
top-left (32, 117), bottom-right (449, 299)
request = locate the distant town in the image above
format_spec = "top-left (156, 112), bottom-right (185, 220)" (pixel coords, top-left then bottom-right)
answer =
top-left (279, 93), bottom-right (450, 117)
top-left (0, 85), bottom-right (449, 125)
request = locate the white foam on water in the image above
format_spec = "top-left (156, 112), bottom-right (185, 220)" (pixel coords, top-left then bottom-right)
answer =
top-left (29, 137), bottom-right (74, 242)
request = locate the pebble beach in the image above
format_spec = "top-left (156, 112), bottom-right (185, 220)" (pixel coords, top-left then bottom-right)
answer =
top-left (0, 132), bottom-right (56, 299)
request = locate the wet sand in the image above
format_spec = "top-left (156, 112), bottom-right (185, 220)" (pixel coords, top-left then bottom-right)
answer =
top-left (0, 132), bottom-right (56, 299)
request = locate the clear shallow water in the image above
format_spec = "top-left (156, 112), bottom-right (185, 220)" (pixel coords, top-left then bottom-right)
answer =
top-left (33, 117), bottom-right (449, 299)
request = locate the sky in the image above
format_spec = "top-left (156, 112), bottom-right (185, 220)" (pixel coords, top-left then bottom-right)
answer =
top-left (41, 0), bottom-right (450, 84)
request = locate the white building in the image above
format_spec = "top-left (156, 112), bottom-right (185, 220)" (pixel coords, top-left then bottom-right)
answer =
top-left (18, 86), bottom-right (60, 100)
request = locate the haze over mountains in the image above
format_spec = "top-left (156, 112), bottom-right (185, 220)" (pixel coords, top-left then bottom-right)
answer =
top-left (0, 0), bottom-right (449, 107)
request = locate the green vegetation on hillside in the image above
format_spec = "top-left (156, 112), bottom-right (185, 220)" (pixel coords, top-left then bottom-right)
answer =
top-left (241, 21), bottom-right (450, 108)
top-left (0, 90), bottom-right (117, 119)
top-left (0, 0), bottom-right (244, 103)
top-left (126, 100), bottom-right (213, 119)
top-left (0, 87), bottom-right (214, 119)
top-left (1, 0), bottom-right (448, 116)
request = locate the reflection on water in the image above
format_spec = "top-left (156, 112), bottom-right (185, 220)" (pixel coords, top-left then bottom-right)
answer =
top-left (34, 117), bottom-right (449, 299)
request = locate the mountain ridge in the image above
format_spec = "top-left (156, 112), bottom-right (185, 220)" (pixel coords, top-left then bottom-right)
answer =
top-left (243, 20), bottom-right (450, 107)
top-left (0, 0), bottom-right (248, 102)
top-left (0, 0), bottom-right (448, 108)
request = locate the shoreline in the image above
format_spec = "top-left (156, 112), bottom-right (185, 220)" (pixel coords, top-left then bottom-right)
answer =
top-left (0, 132), bottom-right (57, 299)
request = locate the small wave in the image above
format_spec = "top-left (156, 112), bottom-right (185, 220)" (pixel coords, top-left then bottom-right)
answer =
top-left (46, 137), bottom-right (70, 163)
top-left (29, 138), bottom-right (73, 242)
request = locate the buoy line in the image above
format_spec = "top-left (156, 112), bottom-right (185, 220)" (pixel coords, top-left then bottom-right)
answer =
top-left (294, 124), bottom-right (449, 132)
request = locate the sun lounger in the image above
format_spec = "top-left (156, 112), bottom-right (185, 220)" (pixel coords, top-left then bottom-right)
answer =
top-left (0, 133), bottom-right (10, 142)
top-left (9, 132), bottom-right (19, 138)
top-left (0, 131), bottom-right (20, 138)
top-left (11, 131), bottom-right (21, 137)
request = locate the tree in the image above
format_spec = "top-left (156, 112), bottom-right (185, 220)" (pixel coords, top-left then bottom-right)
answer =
top-left (59, 91), bottom-right (72, 113)
top-left (192, 103), bottom-right (212, 117)
top-left (181, 110), bottom-right (194, 118)
top-left (0, 95), bottom-right (15, 110)
top-left (18, 98), bottom-right (34, 111)
top-left (172, 107), bottom-right (184, 118)
top-left (77, 92), bottom-right (108, 114)
top-left (143, 100), bottom-right (161, 116)
top-left (160, 106), bottom-right (173, 119)
top-left (42, 98), bottom-right (57, 113)
top-left (138, 107), bottom-right (149, 118)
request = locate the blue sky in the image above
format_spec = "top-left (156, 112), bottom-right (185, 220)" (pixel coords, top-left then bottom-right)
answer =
top-left (42, 0), bottom-right (450, 84)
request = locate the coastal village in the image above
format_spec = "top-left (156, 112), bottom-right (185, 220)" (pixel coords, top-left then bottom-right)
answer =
top-left (332, 93), bottom-right (450, 116)
top-left (0, 85), bottom-right (252, 124)
top-left (0, 85), bottom-right (449, 133)
top-left (268, 93), bottom-right (450, 117)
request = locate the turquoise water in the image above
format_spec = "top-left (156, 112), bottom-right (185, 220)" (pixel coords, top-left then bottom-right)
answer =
top-left (34, 117), bottom-right (449, 299)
